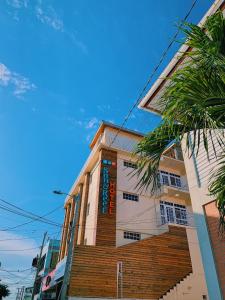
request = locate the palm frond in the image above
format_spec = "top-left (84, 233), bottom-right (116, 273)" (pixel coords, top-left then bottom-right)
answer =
top-left (133, 121), bottom-right (184, 193)
top-left (135, 11), bottom-right (225, 231)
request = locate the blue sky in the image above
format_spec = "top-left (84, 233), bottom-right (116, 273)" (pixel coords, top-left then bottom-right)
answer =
top-left (0, 0), bottom-right (213, 298)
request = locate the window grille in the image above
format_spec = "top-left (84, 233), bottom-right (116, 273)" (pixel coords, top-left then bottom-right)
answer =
top-left (124, 231), bottom-right (141, 240)
top-left (159, 171), bottom-right (182, 188)
top-left (123, 192), bottom-right (139, 202)
top-left (160, 200), bottom-right (188, 225)
top-left (123, 160), bottom-right (137, 169)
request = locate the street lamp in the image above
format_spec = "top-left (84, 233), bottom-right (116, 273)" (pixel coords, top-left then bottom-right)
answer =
top-left (53, 190), bottom-right (80, 300)
top-left (53, 190), bottom-right (71, 196)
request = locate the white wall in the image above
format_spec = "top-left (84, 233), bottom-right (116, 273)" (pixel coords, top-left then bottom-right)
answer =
top-left (104, 128), bottom-right (141, 153)
top-left (116, 152), bottom-right (192, 246)
top-left (181, 133), bottom-right (223, 300)
top-left (84, 162), bottom-right (100, 245)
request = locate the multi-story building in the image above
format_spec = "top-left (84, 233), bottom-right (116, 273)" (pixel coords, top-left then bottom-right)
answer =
top-left (22, 287), bottom-right (33, 300)
top-left (55, 121), bottom-right (208, 300)
top-left (138, 1), bottom-right (225, 299)
top-left (32, 239), bottom-right (60, 300)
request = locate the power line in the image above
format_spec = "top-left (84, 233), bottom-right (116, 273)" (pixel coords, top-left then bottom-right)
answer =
top-left (0, 197), bottom-right (61, 226)
top-left (0, 204), bottom-right (61, 227)
top-left (0, 268), bottom-right (33, 279)
top-left (108, 0), bottom-right (198, 148)
top-left (0, 236), bottom-right (44, 242)
top-left (0, 197), bottom-right (62, 228)
top-left (0, 204), bottom-right (63, 232)
top-left (0, 246), bottom-right (40, 252)
top-left (76, 1), bottom-right (199, 180)
top-left (6, 269), bottom-right (35, 286)
top-left (0, 268), bottom-right (32, 273)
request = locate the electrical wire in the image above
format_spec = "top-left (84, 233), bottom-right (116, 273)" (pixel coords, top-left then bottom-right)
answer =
top-left (0, 197), bottom-right (61, 227)
top-left (0, 267), bottom-right (32, 273)
top-left (0, 246), bottom-right (40, 252)
top-left (0, 204), bottom-right (63, 232)
top-left (7, 269), bottom-right (35, 286)
top-left (0, 268), bottom-right (33, 279)
top-left (107, 0), bottom-right (198, 149)
top-left (0, 236), bottom-right (45, 242)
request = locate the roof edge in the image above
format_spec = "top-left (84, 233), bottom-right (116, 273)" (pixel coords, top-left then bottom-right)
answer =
top-left (138, 0), bottom-right (224, 112)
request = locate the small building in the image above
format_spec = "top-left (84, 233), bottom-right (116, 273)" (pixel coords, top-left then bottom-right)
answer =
top-left (22, 287), bottom-right (33, 300)
top-left (32, 239), bottom-right (60, 300)
top-left (56, 121), bottom-right (208, 300)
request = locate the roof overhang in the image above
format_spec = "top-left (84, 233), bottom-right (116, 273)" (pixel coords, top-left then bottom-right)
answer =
top-left (138, 0), bottom-right (225, 115)
top-left (89, 120), bottom-right (144, 149)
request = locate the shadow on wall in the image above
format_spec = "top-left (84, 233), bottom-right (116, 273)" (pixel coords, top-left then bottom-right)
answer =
top-left (202, 200), bottom-right (225, 299)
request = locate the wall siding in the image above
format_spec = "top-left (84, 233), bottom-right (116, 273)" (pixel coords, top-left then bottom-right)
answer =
top-left (69, 226), bottom-right (192, 299)
top-left (96, 149), bottom-right (117, 246)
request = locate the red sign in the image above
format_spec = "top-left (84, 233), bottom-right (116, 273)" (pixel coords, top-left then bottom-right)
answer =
top-left (42, 269), bottom-right (56, 291)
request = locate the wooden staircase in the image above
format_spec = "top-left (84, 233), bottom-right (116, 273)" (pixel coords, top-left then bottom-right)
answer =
top-left (69, 225), bottom-right (192, 299)
top-left (159, 272), bottom-right (193, 300)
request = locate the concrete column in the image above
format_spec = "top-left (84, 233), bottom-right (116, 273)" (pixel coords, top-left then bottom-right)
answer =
top-left (77, 173), bottom-right (90, 245)
top-left (61, 203), bottom-right (71, 259)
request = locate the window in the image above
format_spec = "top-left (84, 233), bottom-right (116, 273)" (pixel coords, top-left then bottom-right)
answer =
top-left (86, 203), bottom-right (90, 216)
top-left (159, 171), bottom-right (181, 188)
top-left (124, 231), bottom-right (141, 240)
top-left (89, 173), bottom-right (92, 184)
top-left (123, 160), bottom-right (137, 169)
top-left (50, 252), bottom-right (58, 270)
top-left (160, 201), bottom-right (188, 226)
top-left (123, 192), bottom-right (139, 202)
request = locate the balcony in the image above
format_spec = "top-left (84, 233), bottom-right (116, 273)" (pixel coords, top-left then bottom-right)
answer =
top-left (157, 201), bottom-right (195, 228)
top-left (160, 146), bottom-right (186, 174)
top-left (157, 183), bottom-right (190, 201)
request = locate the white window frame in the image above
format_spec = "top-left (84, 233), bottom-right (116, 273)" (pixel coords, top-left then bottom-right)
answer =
top-left (159, 171), bottom-right (182, 188)
top-left (160, 200), bottom-right (188, 226)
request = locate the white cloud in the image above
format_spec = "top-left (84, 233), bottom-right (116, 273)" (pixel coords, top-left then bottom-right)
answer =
top-left (35, 5), bottom-right (64, 32)
top-left (67, 117), bottom-right (84, 127)
top-left (85, 117), bottom-right (99, 129)
top-left (6, 0), bottom-right (28, 9)
top-left (7, 1), bottom-right (88, 54)
top-left (0, 63), bottom-right (11, 86)
top-left (69, 32), bottom-right (88, 54)
top-left (0, 63), bottom-right (36, 97)
top-left (0, 230), bottom-right (36, 300)
top-left (0, 231), bottom-right (39, 257)
top-left (86, 134), bottom-right (91, 142)
top-left (0, 63), bottom-right (35, 97)
top-left (79, 108), bottom-right (85, 113)
top-left (97, 104), bottom-right (111, 112)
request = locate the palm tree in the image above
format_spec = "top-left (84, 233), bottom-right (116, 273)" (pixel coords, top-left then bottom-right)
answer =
top-left (135, 11), bottom-right (225, 229)
top-left (0, 284), bottom-right (10, 300)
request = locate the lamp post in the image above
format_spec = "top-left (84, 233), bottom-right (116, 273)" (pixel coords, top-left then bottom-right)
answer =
top-left (53, 190), bottom-right (80, 300)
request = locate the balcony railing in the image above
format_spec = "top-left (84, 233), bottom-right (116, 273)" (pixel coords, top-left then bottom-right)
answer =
top-left (157, 204), bottom-right (195, 228)
top-left (159, 181), bottom-right (189, 192)
top-left (163, 147), bottom-right (184, 161)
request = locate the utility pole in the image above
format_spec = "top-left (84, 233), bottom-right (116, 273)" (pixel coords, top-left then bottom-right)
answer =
top-left (16, 288), bottom-right (21, 300)
top-left (16, 287), bottom-right (25, 300)
top-left (31, 231), bottom-right (47, 300)
top-left (59, 194), bottom-right (80, 300)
